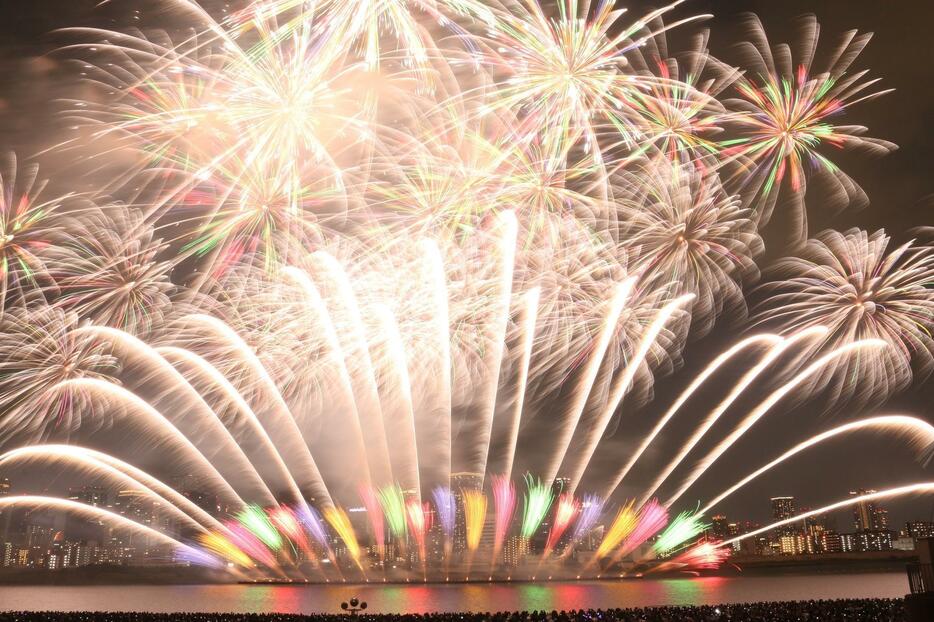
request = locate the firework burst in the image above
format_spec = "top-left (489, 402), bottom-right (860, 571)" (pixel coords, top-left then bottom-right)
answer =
top-left (0, 153), bottom-right (68, 309)
top-left (50, 210), bottom-right (173, 335)
top-left (756, 228), bottom-right (934, 406)
top-left (614, 161), bottom-right (763, 334)
top-left (721, 14), bottom-right (896, 241)
top-left (0, 307), bottom-right (118, 442)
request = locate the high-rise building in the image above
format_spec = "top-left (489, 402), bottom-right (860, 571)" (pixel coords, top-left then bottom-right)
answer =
top-left (804, 512), bottom-right (829, 535)
top-left (820, 531), bottom-right (843, 553)
top-left (770, 497), bottom-right (797, 539)
top-left (906, 521), bottom-right (934, 539)
top-left (0, 478), bottom-right (10, 496)
top-left (850, 490), bottom-right (888, 531)
top-left (26, 524), bottom-right (54, 549)
top-left (852, 530), bottom-right (894, 552)
top-left (67, 486), bottom-right (108, 507)
top-left (779, 534), bottom-right (807, 555)
top-left (503, 534), bottom-right (529, 567)
top-left (710, 515), bottom-right (730, 540)
top-left (770, 497), bottom-right (796, 520)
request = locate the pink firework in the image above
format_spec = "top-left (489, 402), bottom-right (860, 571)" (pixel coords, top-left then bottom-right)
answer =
top-left (544, 493), bottom-right (581, 557)
top-left (406, 499), bottom-right (433, 562)
top-left (669, 540), bottom-right (731, 571)
top-left (492, 475), bottom-right (517, 561)
top-left (225, 521), bottom-right (278, 569)
top-left (360, 486), bottom-right (386, 558)
top-left (269, 505), bottom-right (312, 556)
top-left (617, 500), bottom-right (669, 559)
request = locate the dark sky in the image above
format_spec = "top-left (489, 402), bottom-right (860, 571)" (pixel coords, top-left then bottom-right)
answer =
top-left (0, 0), bottom-right (931, 530)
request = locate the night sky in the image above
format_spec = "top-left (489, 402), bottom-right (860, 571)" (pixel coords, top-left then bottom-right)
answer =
top-left (0, 0), bottom-right (931, 530)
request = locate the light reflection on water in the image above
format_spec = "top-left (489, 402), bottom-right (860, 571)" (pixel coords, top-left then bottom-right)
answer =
top-left (0, 574), bottom-right (908, 614)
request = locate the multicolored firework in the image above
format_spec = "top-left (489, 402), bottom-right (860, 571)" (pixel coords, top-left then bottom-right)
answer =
top-left (657, 540), bottom-right (731, 573)
top-left (0, 153), bottom-right (65, 309)
top-left (595, 501), bottom-right (637, 559)
top-left (616, 500), bottom-right (668, 559)
top-left (50, 210), bottom-right (173, 336)
top-left (0, 0), bottom-right (929, 586)
top-left (721, 14), bottom-right (896, 240)
top-left (0, 307), bottom-right (118, 442)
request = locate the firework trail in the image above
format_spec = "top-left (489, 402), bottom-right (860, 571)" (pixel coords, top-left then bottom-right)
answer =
top-left (601, 333), bottom-right (781, 500)
top-left (720, 484), bottom-right (934, 552)
top-left (462, 489), bottom-right (488, 558)
top-left (612, 500), bottom-right (669, 563)
top-left (635, 327), bottom-right (825, 507)
top-left (0, 496), bottom-right (203, 562)
top-left (561, 293), bottom-right (694, 493)
top-left (377, 484), bottom-right (408, 545)
top-left (195, 531), bottom-right (253, 569)
top-left (236, 504), bottom-right (283, 550)
top-left (653, 511), bottom-right (709, 556)
top-left (226, 521), bottom-right (280, 569)
top-left (324, 506), bottom-right (362, 568)
top-left (491, 475), bottom-right (516, 565)
top-left (360, 486), bottom-right (386, 558)
top-left (595, 501), bottom-right (637, 560)
top-left (651, 540), bottom-right (730, 573)
top-left (296, 503), bottom-right (336, 563)
top-left (543, 493), bottom-right (581, 558)
top-left (664, 338), bottom-right (887, 508)
top-left (270, 505), bottom-right (313, 557)
top-left (432, 485), bottom-right (457, 542)
top-left (520, 474), bottom-right (555, 541)
top-left (700, 415), bottom-right (934, 515)
top-left (406, 499), bottom-right (433, 568)
top-left (569, 494), bottom-right (605, 549)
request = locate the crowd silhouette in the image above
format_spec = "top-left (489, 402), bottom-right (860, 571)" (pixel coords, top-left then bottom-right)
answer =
top-left (0, 598), bottom-right (906, 621)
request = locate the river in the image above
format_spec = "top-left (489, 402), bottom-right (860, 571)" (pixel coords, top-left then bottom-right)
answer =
top-left (0, 573), bottom-right (909, 613)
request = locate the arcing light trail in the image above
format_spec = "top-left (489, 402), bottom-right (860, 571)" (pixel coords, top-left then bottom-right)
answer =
top-left (699, 415), bottom-right (934, 515)
top-left (0, 256), bottom-right (922, 580)
top-left (663, 338), bottom-right (888, 508)
top-left (634, 326), bottom-right (827, 507)
top-left (719, 484), bottom-right (934, 551)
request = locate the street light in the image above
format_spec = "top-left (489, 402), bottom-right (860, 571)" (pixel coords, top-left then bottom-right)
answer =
top-left (340, 597), bottom-right (368, 615)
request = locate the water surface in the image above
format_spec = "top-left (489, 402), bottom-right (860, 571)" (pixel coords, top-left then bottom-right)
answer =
top-left (0, 573), bottom-right (909, 614)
